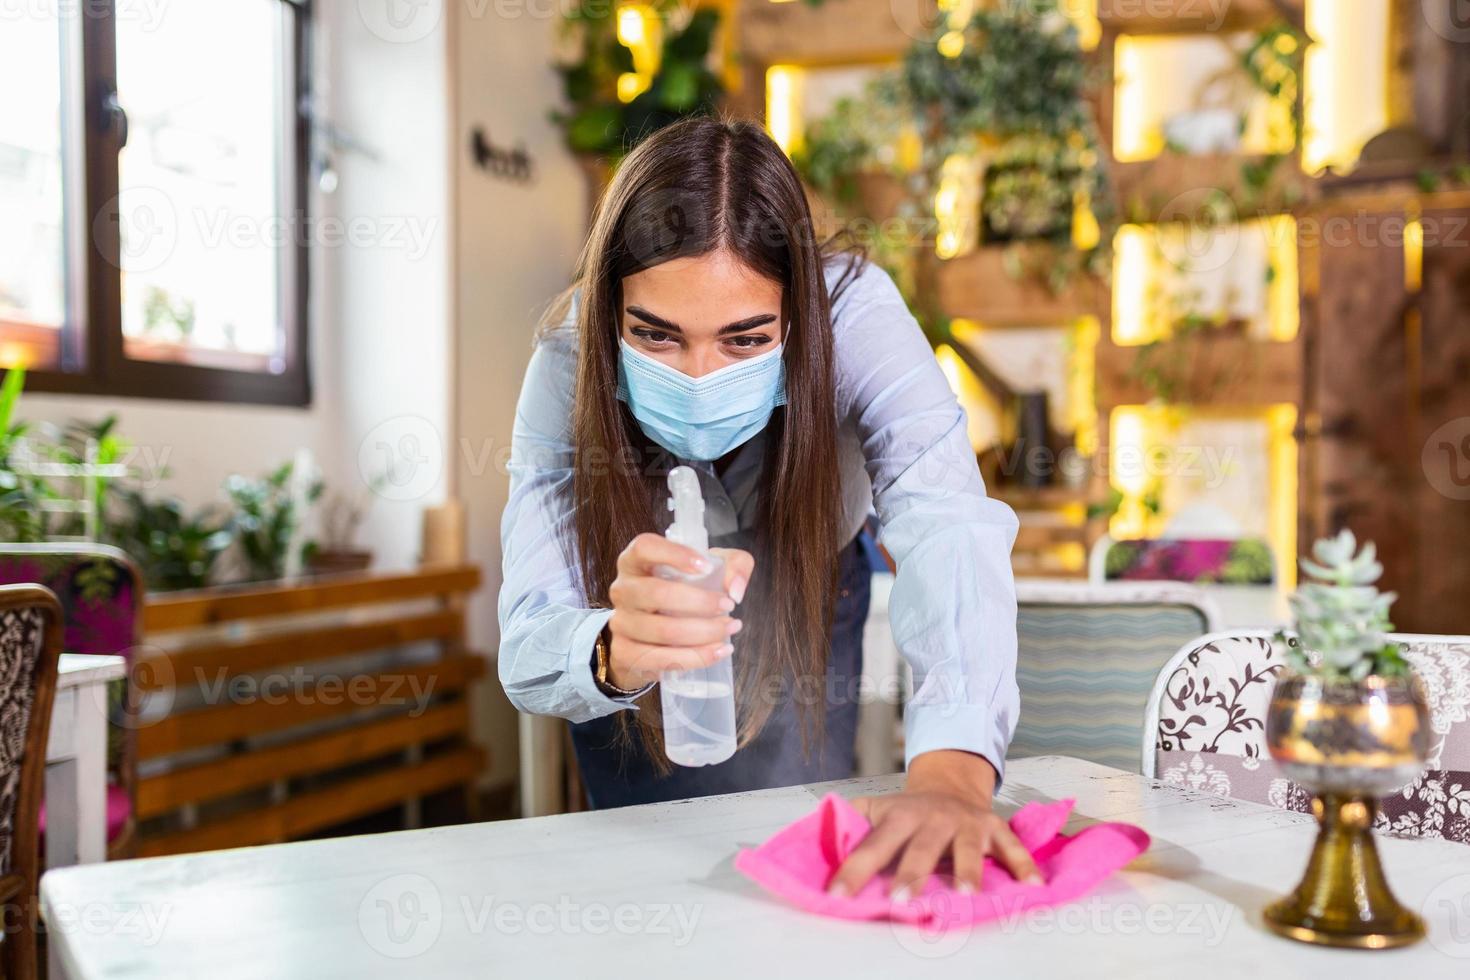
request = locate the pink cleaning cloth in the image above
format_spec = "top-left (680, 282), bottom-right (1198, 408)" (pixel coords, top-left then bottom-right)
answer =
top-left (734, 794), bottom-right (1149, 930)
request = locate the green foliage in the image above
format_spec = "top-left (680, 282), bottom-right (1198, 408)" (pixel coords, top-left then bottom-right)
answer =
top-left (1240, 24), bottom-right (1305, 147)
top-left (224, 462), bottom-right (323, 582)
top-left (108, 489), bottom-right (233, 592)
top-left (1221, 538), bottom-right (1274, 586)
top-left (903, 3), bottom-right (1090, 137)
top-left (904, 1), bottom-right (1112, 280)
top-left (791, 75), bottom-right (909, 204)
top-left (1104, 540), bottom-right (1138, 580)
top-left (0, 369), bottom-right (337, 591)
top-left (0, 369), bottom-right (46, 542)
top-left (1283, 529), bottom-right (1409, 681)
top-left (551, 2), bottom-right (724, 157)
top-left (1086, 485), bottom-right (1124, 523)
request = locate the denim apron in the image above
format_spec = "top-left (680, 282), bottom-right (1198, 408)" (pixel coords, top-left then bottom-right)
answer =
top-left (569, 534), bottom-right (871, 809)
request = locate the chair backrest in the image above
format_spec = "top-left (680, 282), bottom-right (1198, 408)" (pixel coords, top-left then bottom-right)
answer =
top-left (1010, 581), bottom-right (1219, 773)
top-left (0, 584), bottom-right (62, 979)
top-left (0, 585), bottom-right (62, 876)
top-left (1143, 630), bottom-right (1470, 844)
top-left (1088, 535), bottom-right (1276, 587)
top-left (0, 544), bottom-right (143, 657)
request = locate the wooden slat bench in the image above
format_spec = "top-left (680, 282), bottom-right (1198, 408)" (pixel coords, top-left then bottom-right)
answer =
top-left (133, 564), bottom-right (485, 857)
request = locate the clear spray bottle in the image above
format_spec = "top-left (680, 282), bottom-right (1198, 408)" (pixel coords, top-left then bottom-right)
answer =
top-left (656, 466), bottom-right (738, 767)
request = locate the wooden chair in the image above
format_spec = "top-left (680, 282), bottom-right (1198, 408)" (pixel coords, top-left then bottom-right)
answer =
top-left (1143, 630), bottom-right (1470, 844)
top-left (1010, 580), bottom-right (1220, 773)
top-left (0, 585), bottom-right (64, 980)
top-left (0, 545), bottom-right (144, 859)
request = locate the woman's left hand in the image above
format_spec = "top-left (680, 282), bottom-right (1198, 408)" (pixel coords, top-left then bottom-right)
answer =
top-left (827, 750), bottom-right (1041, 900)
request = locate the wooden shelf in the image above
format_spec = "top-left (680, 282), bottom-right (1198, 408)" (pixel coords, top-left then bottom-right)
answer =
top-left (1113, 153), bottom-right (1318, 222)
top-left (1095, 330), bottom-right (1302, 409)
top-left (1097, 0), bottom-right (1303, 36)
top-left (992, 485), bottom-right (1097, 510)
top-left (736, 0), bottom-right (920, 67)
top-left (935, 244), bottom-right (1107, 326)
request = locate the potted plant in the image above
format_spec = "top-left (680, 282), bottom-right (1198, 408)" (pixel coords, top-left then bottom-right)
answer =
top-left (109, 488), bottom-right (233, 592)
top-left (308, 486), bottom-right (377, 577)
top-left (1264, 530), bottom-right (1430, 949)
top-left (223, 461), bottom-right (322, 582)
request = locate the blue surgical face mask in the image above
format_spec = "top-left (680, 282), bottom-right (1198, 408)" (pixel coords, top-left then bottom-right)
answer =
top-left (616, 338), bottom-right (787, 461)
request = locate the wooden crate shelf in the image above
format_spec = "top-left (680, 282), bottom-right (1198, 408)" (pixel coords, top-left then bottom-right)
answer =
top-left (136, 564), bottom-right (486, 856)
top-left (1095, 330), bottom-right (1303, 409)
top-left (736, 0), bottom-right (923, 67)
top-left (1097, 0), bottom-right (1303, 36)
top-left (1113, 153), bottom-right (1318, 223)
top-left (936, 244), bottom-right (1107, 326)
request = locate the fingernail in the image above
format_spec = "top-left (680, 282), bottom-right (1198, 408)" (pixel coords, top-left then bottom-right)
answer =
top-left (729, 576), bottom-right (747, 604)
top-left (726, 619), bottom-right (743, 635)
top-left (957, 882), bottom-right (976, 896)
top-left (691, 556), bottom-right (711, 573)
top-left (827, 881), bottom-right (849, 898)
top-left (1024, 874), bottom-right (1044, 886)
top-left (717, 596), bottom-right (734, 613)
top-left (715, 643), bottom-right (734, 659)
top-left (890, 885), bottom-right (911, 904)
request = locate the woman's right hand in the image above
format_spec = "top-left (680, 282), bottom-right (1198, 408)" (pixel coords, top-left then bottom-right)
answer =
top-left (605, 533), bottom-right (753, 691)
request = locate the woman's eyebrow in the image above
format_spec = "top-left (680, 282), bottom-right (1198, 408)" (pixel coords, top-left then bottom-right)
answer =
top-left (625, 306), bottom-right (682, 333)
top-left (624, 307), bottom-right (779, 336)
top-left (717, 314), bottom-right (779, 336)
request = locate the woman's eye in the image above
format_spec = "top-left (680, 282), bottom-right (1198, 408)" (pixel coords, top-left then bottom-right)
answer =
top-left (726, 334), bottom-right (773, 350)
top-left (630, 327), bottom-right (674, 345)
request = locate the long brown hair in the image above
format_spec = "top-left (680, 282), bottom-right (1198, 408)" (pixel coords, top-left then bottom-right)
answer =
top-left (551, 116), bottom-right (859, 762)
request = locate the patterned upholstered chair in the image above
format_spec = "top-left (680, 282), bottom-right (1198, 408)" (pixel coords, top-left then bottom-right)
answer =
top-left (1143, 630), bottom-right (1470, 844)
top-left (0, 545), bottom-right (143, 859)
top-left (1008, 581), bottom-right (1220, 773)
top-left (0, 584), bottom-right (64, 980)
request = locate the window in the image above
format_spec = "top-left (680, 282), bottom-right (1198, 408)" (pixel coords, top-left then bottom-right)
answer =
top-left (0, 0), bottom-right (310, 405)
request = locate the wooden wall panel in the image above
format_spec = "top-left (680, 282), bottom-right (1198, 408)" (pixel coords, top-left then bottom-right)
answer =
top-left (1413, 207), bottom-right (1470, 633)
top-left (1300, 208), bottom-right (1416, 615)
top-left (1304, 202), bottom-right (1470, 634)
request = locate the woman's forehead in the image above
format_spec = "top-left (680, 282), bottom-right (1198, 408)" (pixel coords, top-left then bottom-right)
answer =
top-left (621, 251), bottom-right (783, 330)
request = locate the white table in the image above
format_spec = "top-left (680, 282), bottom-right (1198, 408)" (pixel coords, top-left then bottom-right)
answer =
top-left (45, 654), bottom-right (126, 869)
top-left (40, 756), bottom-right (1470, 978)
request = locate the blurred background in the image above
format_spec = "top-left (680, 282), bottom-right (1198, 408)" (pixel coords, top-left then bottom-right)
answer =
top-left (1, 0), bottom-right (1468, 841)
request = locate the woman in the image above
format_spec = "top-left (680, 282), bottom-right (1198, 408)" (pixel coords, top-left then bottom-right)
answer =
top-left (499, 117), bottom-right (1035, 897)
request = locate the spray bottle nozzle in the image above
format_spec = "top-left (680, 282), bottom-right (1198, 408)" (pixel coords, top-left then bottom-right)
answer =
top-left (665, 466), bottom-right (709, 552)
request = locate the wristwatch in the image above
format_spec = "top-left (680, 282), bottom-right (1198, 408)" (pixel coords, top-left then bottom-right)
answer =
top-left (593, 626), bottom-right (651, 699)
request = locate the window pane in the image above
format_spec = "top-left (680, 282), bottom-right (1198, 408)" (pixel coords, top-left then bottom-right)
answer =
top-left (0, 11), bottom-right (68, 371)
top-left (116, 0), bottom-right (290, 373)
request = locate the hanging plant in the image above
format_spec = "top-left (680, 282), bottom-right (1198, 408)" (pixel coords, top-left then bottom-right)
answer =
top-left (551, 1), bottom-right (725, 159)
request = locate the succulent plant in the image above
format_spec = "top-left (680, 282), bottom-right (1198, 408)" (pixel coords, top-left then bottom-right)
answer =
top-left (1281, 529), bottom-right (1409, 681)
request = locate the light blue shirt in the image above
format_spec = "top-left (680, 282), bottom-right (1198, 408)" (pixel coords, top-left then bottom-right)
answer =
top-left (497, 259), bottom-right (1020, 779)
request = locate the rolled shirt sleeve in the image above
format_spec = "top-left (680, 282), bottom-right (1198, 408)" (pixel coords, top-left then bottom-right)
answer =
top-left (496, 332), bottom-right (646, 722)
top-left (834, 265), bottom-right (1021, 781)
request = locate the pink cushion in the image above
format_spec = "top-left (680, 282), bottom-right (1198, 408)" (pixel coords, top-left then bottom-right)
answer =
top-left (39, 785), bottom-right (133, 845)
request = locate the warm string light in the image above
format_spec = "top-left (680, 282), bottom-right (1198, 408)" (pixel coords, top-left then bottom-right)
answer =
top-left (616, 3), bottom-right (659, 104)
top-left (764, 65), bottom-right (801, 155)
